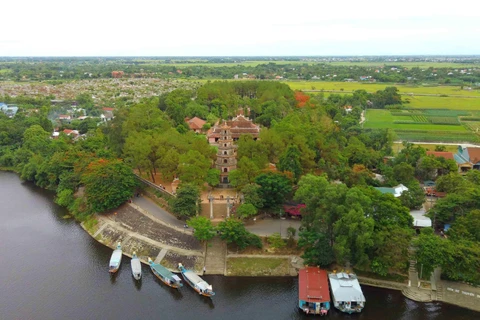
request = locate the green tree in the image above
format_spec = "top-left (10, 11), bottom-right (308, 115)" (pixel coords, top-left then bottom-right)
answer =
top-left (236, 203), bottom-right (257, 219)
top-left (217, 218), bottom-right (251, 250)
top-left (278, 144), bottom-right (302, 182)
top-left (436, 172), bottom-right (469, 193)
top-left (81, 158), bottom-right (137, 214)
top-left (414, 228), bottom-right (448, 279)
top-left (187, 216), bottom-right (215, 241)
top-left (178, 150), bottom-right (211, 187)
top-left (255, 172), bottom-right (292, 209)
top-left (399, 180), bottom-right (425, 210)
top-left (205, 168), bottom-right (220, 188)
top-left (228, 157), bottom-right (260, 188)
top-left (393, 162), bottom-right (415, 185)
top-left (298, 230), bottom-right (334, 267)
top-left (241, 184), bottom-right (265, 209)
top-left (170, 183), bottom-right (200, 219)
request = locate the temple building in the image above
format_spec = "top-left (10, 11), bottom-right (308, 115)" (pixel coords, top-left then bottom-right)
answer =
top-left (215, 123), bottom-right (237, 186)
top-left (207, 115), bottom-right (260, 144)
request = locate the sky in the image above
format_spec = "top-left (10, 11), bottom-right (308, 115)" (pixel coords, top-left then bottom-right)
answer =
top-left (2, 0), bottom-right (480, 56)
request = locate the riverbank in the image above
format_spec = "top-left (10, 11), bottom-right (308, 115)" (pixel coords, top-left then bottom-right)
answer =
top-left (75, 192), bottom-right (480, 313)
top-left (81, 203), bottom-right (205, 273)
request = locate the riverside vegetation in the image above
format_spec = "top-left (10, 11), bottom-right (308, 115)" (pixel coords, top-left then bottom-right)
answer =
top-left (1, 75), bottom-right (479, 285)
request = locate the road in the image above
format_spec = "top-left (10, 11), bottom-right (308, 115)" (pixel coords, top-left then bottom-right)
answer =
top-left (393, 141), bottom-right (479, 147)
top-left (245, 217), bottom-right (302, 239)
top-left (132, 195), bottom-right (185, 228)
top-left (132, 195), bottom-right (302, 238)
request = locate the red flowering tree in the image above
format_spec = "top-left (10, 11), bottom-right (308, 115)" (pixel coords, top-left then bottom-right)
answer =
top-left (294, 91), bottom-right (311, 108)
top-left (81, 158), bottom-right (137, 213)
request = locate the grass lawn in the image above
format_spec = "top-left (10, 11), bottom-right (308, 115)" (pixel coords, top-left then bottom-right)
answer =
top-left (392, 143), bottom-right (459, 153)
top-left (226, 257), bottom-right (291, 276)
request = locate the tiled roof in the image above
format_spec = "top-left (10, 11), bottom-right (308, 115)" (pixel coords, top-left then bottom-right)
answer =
top-left (208, 115), bottom-right (260, 138)
top-left (466, 148), bottom-right (480, 164)
top-left (186, 117), bottom-right (206, 130)
top-left (426, 151), bottom-right (454, 160)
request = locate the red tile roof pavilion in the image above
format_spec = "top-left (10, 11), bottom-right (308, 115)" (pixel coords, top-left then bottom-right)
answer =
top-left (207, 115), bottom-right (260, 143)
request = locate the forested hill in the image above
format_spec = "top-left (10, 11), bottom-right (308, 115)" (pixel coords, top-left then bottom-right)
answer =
top-left (1, 80), bottom-right (479, 285)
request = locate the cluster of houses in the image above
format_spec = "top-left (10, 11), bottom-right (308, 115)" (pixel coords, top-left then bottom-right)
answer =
top-left (51, 106), bottom-right (115, 140)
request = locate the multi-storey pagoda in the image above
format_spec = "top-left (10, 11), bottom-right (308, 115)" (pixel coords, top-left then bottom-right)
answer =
top-left (215, 123), bottom-right (237, 186)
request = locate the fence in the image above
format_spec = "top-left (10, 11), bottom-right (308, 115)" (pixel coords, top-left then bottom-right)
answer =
top-left (134, 174), bottom-right (175, 198)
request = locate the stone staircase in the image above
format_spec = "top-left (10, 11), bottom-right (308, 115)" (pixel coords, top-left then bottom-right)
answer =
top-left (402, 286), bottom-right (433, 302)
top-left (204, 236), bottom-right (227, 275)
top-left (435, 282), bottom-right (444, 301)
top-left (408, 260), bottom-right (419, 287)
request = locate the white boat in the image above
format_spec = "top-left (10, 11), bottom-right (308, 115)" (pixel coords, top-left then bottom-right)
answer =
top-left (178, 263), bottom-right (214, 297)
top-left (109, 242), bottom-right (122, 273)
top-left (131, 252), bottom-right (142, 280)
top-left (328, 272), bottom-right (365, 314)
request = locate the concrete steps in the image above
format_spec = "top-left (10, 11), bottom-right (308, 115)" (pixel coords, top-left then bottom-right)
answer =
top-left (436, 283), bottom-right (443, 301)
top-left (402, 287), bottom-right (433, 302)
top-left (204, 237), bottom-right (226, 275)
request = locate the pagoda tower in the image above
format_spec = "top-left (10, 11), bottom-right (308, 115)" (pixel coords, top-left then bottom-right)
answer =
top-left (215, 122), bottom-right (237, 186)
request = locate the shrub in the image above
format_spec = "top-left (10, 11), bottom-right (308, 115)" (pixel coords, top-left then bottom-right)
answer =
top-left (268, 233), bottom-right (286, 249)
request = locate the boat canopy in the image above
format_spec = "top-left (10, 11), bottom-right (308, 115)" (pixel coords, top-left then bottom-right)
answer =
top-left (298, 267), bottom-right (330, 303)
top-left (110, 250), bottom-right (122, 265)
top-left (152, 263), bottom-right (175, 279)
top-left (328, 273), bottom-right (365, 303)
top-left (184, 270), bottom-right (212, 291)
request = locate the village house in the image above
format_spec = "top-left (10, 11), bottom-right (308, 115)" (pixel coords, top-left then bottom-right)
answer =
top-left (58, 114), bottom-right (72, 121)
top-left (454, 145), bottom-right (480, 173)
top-left (185, 117), bottom-right (206, 133)
top-left (101, 107), bottom-right (115, 122)
top-left (207, 115), bottom-right (260, 144)
top-left (374, 184), bottom-right (408, 198)
top-left (0, 103), bottom-right (18, 118)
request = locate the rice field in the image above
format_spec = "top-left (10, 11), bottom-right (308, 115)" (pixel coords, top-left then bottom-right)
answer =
top-left (133, 59), bottom-right (479, 69)
top-left (364, 110), bottom-right (468, 131)
top-left (285, 81), bottom-right (480, 97)
top-left (363, 109), bottom-right (480, 142)
top-left (403, 95), bottom-right (480, 110)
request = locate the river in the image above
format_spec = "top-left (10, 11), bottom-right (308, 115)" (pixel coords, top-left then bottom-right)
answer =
top-left (0, 171), bottom-right (478, 320)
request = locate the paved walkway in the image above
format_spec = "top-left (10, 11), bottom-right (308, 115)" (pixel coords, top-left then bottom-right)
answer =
top-left (204, 237), bottom-right (227, 275)
top-left (133, 194), bottom-right (302, 238)
top-left (245, 218), bottom-right (302, 238)
top-left (132, 196), bottom-right (184, 229)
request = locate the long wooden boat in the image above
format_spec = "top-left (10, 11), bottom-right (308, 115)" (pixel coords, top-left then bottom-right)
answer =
top-left (131, 252), bottom-right (142, 280)
top-left (109, 242), bottom-right (122, 273)
top-left (328, 272), bottom-right (365, 314)
top-left (298, 267), bottom-right (330, 316)
top-left (148, 258), bottom-right (182, 288)
top-left (178, 263), bottom-right (214, 297)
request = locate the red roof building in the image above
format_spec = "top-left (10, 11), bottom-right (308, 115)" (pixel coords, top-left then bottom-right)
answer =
top-left (298, 267), bottom-right (330, 315)
top-left (185, 117), bottom-right (207, 133)
top-left (207, 115), bottom-right (260, 144)
top-left (426, 151), bottom-right (454, 161)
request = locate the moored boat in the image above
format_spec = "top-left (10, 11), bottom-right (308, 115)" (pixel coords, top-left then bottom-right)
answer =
top-left (131, 252), bottom-right (142, 280)
top-left (178, 263), bottom-right (214, 297)
top-left (148, 257), bottom-right (182, 288)
top-left (328, 272), bottom-right (365, 314)
top-left (109, 242), bottom-right (122, 273)
top-left (298, 267), bottom-right (330, 316)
